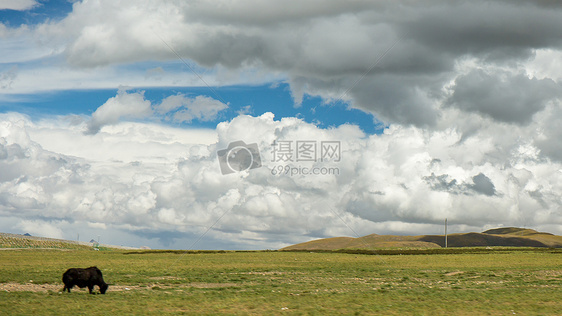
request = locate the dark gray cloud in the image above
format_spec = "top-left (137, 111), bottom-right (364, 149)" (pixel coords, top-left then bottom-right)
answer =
top-left (289, 73), bottom-right (441, 126)
top-left (425, 173), bottom-right (459, 193)
top-left (401, 1), bottom-right (562, 61)
top-left (425, 172), bottom-right (496, 196)
top-left (470, 173), bottom-right (496, 196)
top-left (447, 70), bottom-right (561, 124)
top-left (36, 0), bottom-right (562, 128)
top-left (351, 75), bottom-right (440, 126)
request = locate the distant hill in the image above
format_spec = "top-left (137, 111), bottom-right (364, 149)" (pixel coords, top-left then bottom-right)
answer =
top-left (0, 232), bottom-right (138, 250)
top-left (281, 227), bottom-right (562, 251)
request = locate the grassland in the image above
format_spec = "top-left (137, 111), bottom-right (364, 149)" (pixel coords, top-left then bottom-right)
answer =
top-left (0, 248), bottom-right (561, 315)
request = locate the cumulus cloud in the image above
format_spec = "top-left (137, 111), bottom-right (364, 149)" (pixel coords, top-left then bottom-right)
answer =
top-left (2, 1), bottom-right (562, 248)
top-left (1, 112), bottom-right (562, 249)
top-left (19, 0), bottom-right (558, 127)
top-left (84, 89), bottom-right (229, 135)
top-left (532, 104), bottom-right (562, 162)
top-left (86, 88), bottom-right (152, 134)
top-left (3, 0), bottom-right (562, 129)
top-left (156, 94), bottom-right (229, 123)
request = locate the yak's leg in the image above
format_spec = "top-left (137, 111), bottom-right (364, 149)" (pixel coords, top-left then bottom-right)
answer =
top-left (88, 285), bottom-right (94, 294)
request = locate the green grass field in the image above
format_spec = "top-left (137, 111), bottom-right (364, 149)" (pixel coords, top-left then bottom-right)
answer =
top-left (0, 248), bottom-right (561, 315)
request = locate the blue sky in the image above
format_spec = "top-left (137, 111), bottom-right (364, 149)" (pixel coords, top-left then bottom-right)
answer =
top-left (1, 1), bottom-right (381, 135)
top-left (1, 84), bottom-right (381, 133)
top-left (0, 0), bottom-right (74, 26)
top-left (1, 0), bottom-right (561, 250)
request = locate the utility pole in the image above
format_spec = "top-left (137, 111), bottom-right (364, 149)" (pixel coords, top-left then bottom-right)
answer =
top-left (445, 218), bottom-right (448, 248)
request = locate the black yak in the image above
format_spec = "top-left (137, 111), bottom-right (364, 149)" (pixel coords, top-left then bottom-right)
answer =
top-left (62, 266), bottom-right (108, 294)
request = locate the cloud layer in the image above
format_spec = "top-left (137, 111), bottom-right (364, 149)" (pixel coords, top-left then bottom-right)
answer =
top-left (19, 0), bottom-right (559, 127)
top-left (1, 110), bottom-right (561, 248)
top-left (3, 1), bottom-right (562, 127)
top-left (1, 1), bottom-right (562, 248)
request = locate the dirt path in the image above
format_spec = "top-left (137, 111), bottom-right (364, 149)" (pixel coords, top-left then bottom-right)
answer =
top-left (0, 282), bottom-right (239, 293)
top-left (0, 282), bottom-right (142, 293)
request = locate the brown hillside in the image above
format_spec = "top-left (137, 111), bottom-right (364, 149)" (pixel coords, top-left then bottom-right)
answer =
top-left (419, 232), bottom-right (548, 248)
top-left (281, 228), bottom-right (562, 251)
top-left (483, 227), bottom-right (550, 236)
top-left (288, 237), bottom-right (357, 250)
top-left (482, 227), bottom-right (561, 247)
top-left (282, 234), bottom-right (440, 251)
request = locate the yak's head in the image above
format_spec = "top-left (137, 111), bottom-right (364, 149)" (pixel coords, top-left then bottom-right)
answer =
top-left (100, 283), bottom-right (108, 294)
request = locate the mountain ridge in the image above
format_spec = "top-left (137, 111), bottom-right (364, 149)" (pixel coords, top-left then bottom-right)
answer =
top-left (281, 227), bottom-right (562, 250)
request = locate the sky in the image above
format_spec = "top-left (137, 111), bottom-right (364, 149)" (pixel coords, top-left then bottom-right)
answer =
top-left (0, 0), bottom-right (561, 250)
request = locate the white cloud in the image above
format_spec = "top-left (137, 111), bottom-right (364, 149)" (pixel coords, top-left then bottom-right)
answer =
top-left (12, 0), bottom-right (557, 127)
top-left (0, 0), bottom-right (38, 11)
top-left (2, 1), bottom-right (562, 249)
top-left (16, 220), bottom-right (64, 239)
top-left (28, 118), bottom-right (217, 163)
top-left (157, 94), bottom-right (229, 123)
top-left (83, 89), bottom-right (228, 135)
top-left (1, 61), bottom-right (247, 94)
top-left (2, 1), bottom-right (561, 133)
top-left (86, 88), bottom-right (152, 134)
top-left (1, 112), bottom-right (561, 249)
top-left (0, 65), bottom-right (17, 89)
top-left (525, 48), bottom-right (562, 81)
top-left (1, 1), bottom-right (560, 121)
top-left (157, 208), bottom-right (185, 226)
